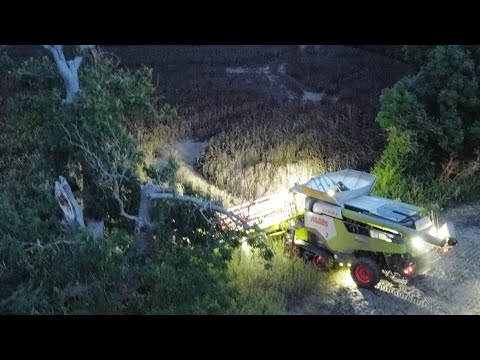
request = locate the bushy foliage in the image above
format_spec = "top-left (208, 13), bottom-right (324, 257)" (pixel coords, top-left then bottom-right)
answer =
top-left (0, 230), bottom-right (128, 315)
top-left (227, 238), bottom-right (320, 314)
top-left (374, 45), bottom-right (480, 208)
top-left (1, 48), bottom-right (317, 315)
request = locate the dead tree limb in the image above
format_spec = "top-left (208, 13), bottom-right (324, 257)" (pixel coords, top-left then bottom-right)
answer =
top-left (54, 176), bottom-right (85, 229)
top-left (148, 191), bottom-right (254, 230)
top-left (126, 181), bottom-right (259, 259)
top-left (113, 182), bottom-right (138, 222)
top-left (43, 45), bottom-right (82, 104)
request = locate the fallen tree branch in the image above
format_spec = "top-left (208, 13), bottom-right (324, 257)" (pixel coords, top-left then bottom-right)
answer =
top-left (108, 179), bottom-right (256, 231)
top-left (148, 192), bottom-right (256, 231)
top-left (113, 182), bottom-right (138, 222)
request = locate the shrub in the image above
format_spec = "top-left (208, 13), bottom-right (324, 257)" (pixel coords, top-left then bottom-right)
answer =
top-left (227, 238), bottom-right (320, 314)
top-left (0, 230), bottom-right (128, 315)
top-left (374, 45), bottom-right (480, 208)
top-left (0, 48), bottom-right (246, 315)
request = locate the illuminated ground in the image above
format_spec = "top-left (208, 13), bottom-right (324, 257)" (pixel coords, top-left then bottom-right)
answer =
top-left (288, 202), bottom-right (480, 315)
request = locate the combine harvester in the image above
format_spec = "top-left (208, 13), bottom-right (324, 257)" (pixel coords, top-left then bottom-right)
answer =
top-left (223, 169), bottom-right (457, 289)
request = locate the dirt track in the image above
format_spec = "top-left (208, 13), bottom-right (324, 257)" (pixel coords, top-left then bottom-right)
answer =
top-left (288, 203), bottom-right (480, 315)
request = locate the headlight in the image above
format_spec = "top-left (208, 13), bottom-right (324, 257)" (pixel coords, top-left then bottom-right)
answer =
top-left (411, 236), bottom-right (425, 251)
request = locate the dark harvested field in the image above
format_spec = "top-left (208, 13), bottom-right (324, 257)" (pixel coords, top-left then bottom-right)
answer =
top-left (3, 45), bottom-right (410, 201)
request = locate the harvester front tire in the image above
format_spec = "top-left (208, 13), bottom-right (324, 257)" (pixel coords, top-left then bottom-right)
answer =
top-left (351, 257), bottom-right (381, 289)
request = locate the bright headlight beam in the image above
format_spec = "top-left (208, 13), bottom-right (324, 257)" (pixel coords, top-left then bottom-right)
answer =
top-left (411, 236), bottom-right (425, 251)
top-left (241, 239), bottom-right (251, 253)
top-left (337, 269), bottom-right (356, 288)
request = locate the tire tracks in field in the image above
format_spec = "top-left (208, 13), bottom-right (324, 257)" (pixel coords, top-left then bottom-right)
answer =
top-left (225, 63), bottom-right (334, 105)
top-left (375, 281), bottom-right (448, 315)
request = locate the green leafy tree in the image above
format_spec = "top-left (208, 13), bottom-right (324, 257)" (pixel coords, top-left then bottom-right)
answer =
top-left (0, 46), bottom-right (274, 314)
top-left (374, 45), bottom-right (480, 206)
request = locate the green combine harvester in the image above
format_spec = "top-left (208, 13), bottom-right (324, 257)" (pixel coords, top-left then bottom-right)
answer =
top-left (225, 169), bottom-right (457, 289)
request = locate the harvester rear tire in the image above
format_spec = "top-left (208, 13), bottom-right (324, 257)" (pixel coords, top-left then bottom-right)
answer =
top-left (350, 257), bottom-right (381, 289)
top-left (292, 244), bottom-right (303, 258)
top-left (312, 248), bottom-right (333, 272)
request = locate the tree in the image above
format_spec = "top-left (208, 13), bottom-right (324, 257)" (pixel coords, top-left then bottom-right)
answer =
top-left (42, 45), bottom-right (82, 105)
top-left (42, 45), bottom-right (259, 258)
top-left (379, 46), bottom-right (480, 160)
top-left (374, 45), bottom-right (480, 207)
top-left (0, 46), bottom-right (270, 313)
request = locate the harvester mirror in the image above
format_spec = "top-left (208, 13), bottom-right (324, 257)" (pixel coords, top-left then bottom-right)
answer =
top-left (337, 181), bottom-right (349, 192)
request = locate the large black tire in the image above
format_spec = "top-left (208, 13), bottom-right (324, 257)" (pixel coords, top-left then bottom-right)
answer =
top-left (350, 257), bottom-right (382, 289)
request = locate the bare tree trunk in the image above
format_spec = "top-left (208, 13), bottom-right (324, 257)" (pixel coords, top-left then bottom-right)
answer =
top-left (54, 176), bottom-right (85, 229)
top-left (43, 45), bottom-right (82, 105)
top-left (82, 159), bottom-right (105, 239)
top-left (127, 182), bottom-right (157, 261)
top-left (44, 45), bottom-right (104, 239)
top-left (86, 220), bottom-right (105, 239)
top-left (54, 176), bottom-right (104, 238)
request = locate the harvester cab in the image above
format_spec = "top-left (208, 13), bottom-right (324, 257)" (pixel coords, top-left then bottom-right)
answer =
top-left (224, 169), bottom-right (457, 289)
